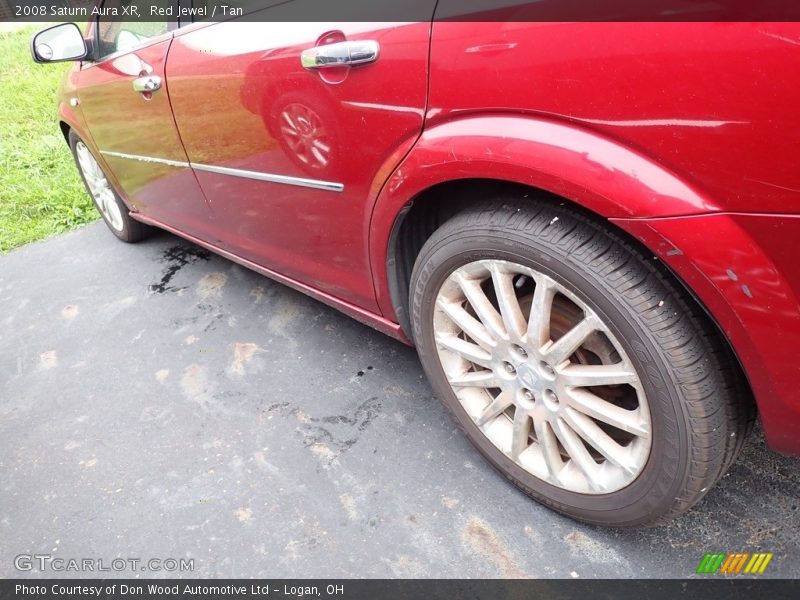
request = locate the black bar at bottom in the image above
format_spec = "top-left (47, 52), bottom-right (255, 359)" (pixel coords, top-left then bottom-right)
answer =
top-left (2, 579), bottom-right (799, 600)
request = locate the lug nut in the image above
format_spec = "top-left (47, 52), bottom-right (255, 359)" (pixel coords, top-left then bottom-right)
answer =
top-left (544, 389), bottom-right (559, 404)
top-left (522, 389), bottom-right (535, 401)
top-left (513, 344), bottom-right (528, 359)
top-left (503, 362), bottom-right (516, 375)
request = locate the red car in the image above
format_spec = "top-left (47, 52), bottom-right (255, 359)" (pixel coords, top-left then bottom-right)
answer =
top-left (31, 8), bottom-right (800, 526)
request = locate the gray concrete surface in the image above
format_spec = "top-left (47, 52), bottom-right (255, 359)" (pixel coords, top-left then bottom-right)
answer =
top-left (1, 222), bottom-right (798, 579)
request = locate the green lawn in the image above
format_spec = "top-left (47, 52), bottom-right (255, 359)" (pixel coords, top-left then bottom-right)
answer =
top-left (0, 25), bottom-right (97, 254)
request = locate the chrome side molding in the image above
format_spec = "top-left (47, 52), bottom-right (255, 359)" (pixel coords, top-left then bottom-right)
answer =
top-left (99, 151), bottom-right (344, 193)
top-left (192, 163), bottom-right (344, 193)
top-left (100, 150), bottom-right (189, 169)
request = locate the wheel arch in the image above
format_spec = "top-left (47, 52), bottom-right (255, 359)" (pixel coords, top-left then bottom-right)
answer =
top-left (383, 178), bottom-right (726, 345)
top-left (59, 120), bottom-right (71, 144)
top-left (371, 114), bottom-right (721, 328)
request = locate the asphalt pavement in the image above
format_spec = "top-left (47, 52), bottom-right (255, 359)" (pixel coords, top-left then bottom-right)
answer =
top-left (1, 222), bottom-right (798, 578)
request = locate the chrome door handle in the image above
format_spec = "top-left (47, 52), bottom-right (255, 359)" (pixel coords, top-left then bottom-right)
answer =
top-left (301, 40), bottom-right (379, 70)
top-left (132, 75), bottom-right (161, 93)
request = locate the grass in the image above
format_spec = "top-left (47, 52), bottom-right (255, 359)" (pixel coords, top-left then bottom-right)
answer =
top-left (0, 25), bottom-right (97, 254)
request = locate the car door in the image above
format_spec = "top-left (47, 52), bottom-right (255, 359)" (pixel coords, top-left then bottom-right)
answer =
top-left (77, 0), bottom-right (211, 238)
top-left (166, 4), bottom-right (433, 312)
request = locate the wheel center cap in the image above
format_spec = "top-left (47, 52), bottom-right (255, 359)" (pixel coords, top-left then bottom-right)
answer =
top-left (516, 364), bottom-right (542, 392)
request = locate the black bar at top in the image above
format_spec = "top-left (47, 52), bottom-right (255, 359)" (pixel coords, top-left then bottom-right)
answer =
top-left (5, 0), bottom-right (800, 22)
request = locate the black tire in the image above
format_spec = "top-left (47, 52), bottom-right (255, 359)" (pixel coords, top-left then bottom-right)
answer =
top-left (409, 198), bottom-right (752, 527)
top-left (68, 130), bottom-right (152, 243)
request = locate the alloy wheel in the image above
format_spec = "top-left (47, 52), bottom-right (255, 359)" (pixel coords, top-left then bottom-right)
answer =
top-left (75, 141), bottom-right (124, 232)
top-left (433, 259), bottom-right (652, 494)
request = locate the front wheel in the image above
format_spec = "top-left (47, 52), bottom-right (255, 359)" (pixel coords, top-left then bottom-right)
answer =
top-left (410, 200), bottom-right (751, 526)
top-left (69, 130), bottom-right (151, 243)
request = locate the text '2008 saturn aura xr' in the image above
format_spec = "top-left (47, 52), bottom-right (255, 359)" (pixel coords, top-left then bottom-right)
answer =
top-left (30, 1), bottom-right (800, 526)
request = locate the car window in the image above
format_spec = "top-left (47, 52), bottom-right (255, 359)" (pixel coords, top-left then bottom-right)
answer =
top-left (96, 0), bottom-right (170, 59)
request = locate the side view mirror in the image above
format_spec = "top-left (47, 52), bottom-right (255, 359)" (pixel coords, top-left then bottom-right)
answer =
top-left (31, 23), bottom-right (87, 63)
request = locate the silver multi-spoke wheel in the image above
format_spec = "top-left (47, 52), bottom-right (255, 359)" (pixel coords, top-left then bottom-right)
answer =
top-left (434, 259), bottom-right (651, 494)
top-left (75, 141), bottom-right (124, 232)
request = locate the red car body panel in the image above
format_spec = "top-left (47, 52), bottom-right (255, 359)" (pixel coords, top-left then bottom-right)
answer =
top-left (55, 20), bottom-right (800, 454)
top-left (77, 39), bottom-right (213, 239)
top-left (425, 22), bottom-right (800, 215)
top-left (165, 21), bottom-right (431, 311)
top-left (615, 214), bottom-right (800, 455)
